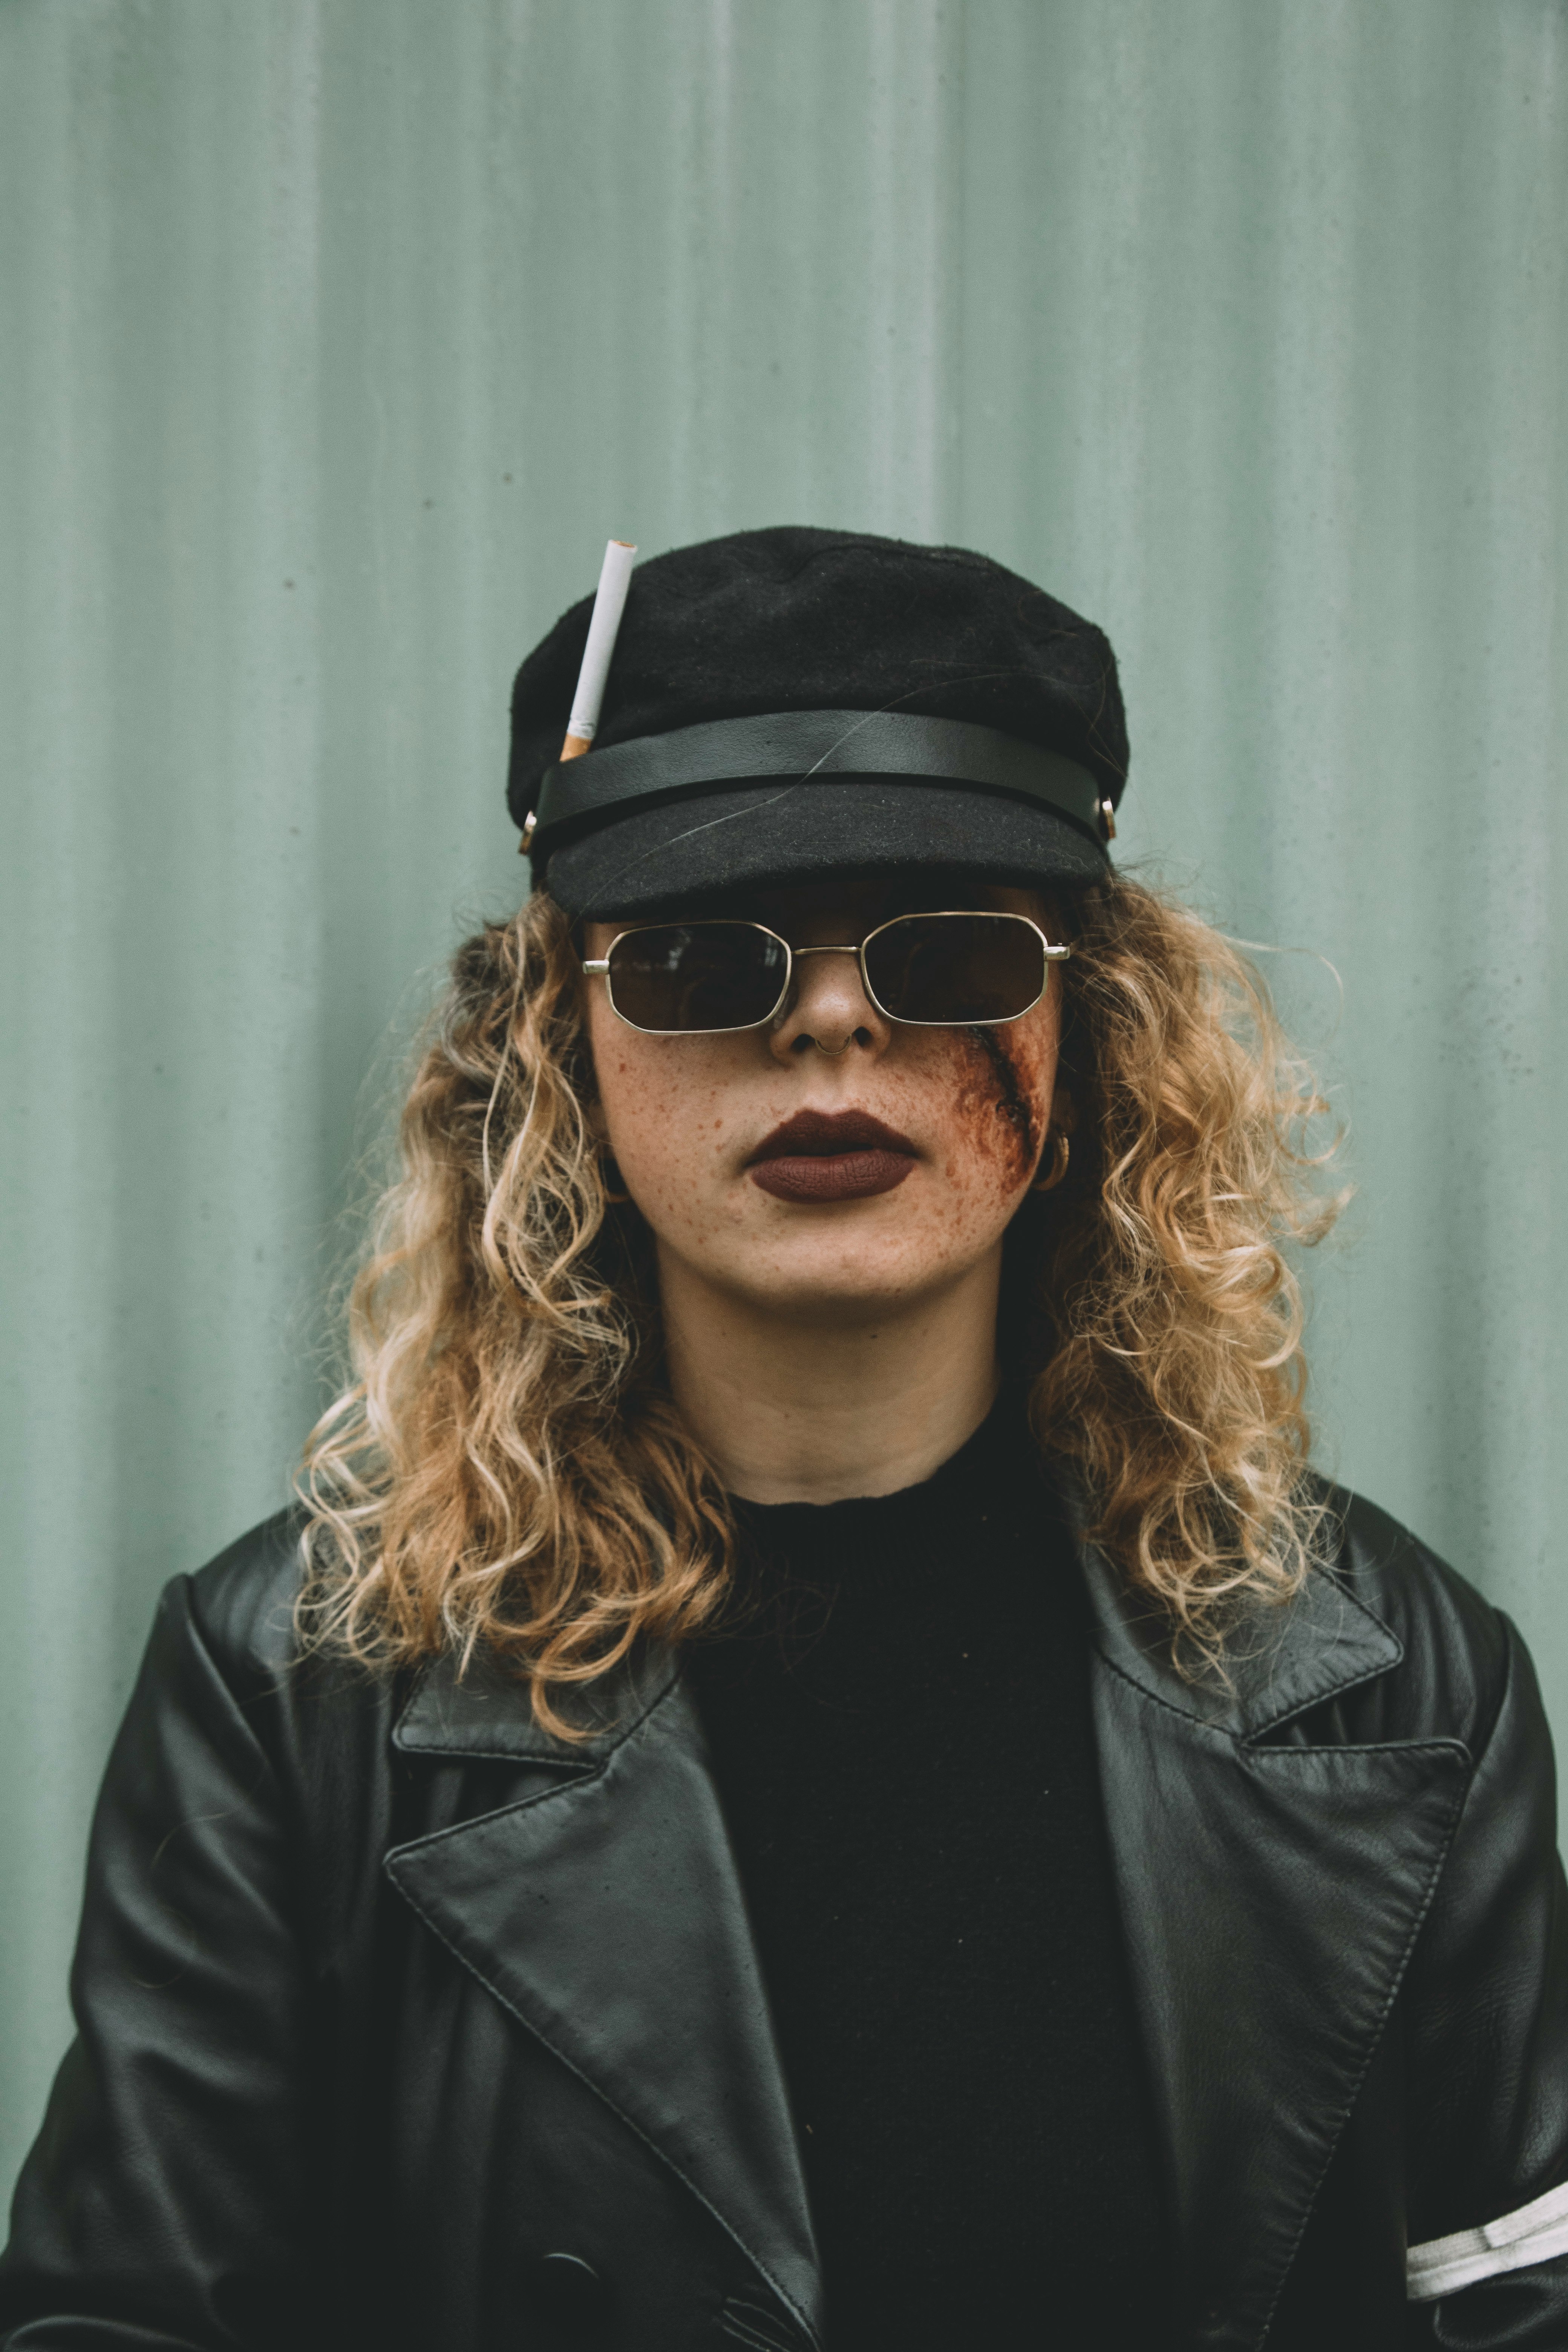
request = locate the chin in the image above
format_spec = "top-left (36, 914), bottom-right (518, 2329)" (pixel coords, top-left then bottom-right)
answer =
top-left (729, 1225), bottom-right (992, 1322)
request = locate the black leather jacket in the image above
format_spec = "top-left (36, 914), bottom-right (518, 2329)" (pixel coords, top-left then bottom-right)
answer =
top-left (3, 1487), bottom-right (1567, 2350)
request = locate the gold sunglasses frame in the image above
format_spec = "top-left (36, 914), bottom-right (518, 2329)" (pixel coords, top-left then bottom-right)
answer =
top-left (581, 911), bottom-right (1072, 1037)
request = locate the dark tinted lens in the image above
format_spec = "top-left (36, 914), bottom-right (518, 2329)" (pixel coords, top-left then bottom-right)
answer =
top-left (606, 923), bottom-right (789, 1032)
top-left (863, 913), bottom-right (1045, 1024)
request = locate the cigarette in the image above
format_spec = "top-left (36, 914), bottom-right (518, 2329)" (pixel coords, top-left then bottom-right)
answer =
top-left (560, 539), bottom-right (637, 761)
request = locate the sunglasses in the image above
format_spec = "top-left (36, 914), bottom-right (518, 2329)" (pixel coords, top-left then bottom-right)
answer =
top-left (582, 910), bottom-right (1071, 1036)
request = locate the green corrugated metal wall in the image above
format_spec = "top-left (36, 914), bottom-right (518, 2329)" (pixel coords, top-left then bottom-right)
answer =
top-left (2, 0), bottom-right (1565, 2181)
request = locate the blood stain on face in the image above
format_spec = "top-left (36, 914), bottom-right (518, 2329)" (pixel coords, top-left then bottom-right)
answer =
top-left (957, 1026), bottom-right (1044, 1185)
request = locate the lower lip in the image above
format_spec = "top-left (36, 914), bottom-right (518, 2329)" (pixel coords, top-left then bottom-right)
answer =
top-left (749, 1150), bottom-right (916, 1203)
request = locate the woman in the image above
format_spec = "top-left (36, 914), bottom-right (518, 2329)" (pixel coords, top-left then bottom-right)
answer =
top-left (3, 527), bottom-right (1565, 2352)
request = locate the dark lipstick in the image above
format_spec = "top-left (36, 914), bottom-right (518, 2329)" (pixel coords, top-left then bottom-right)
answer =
top-left (747, 1110), bottom-right (918, 1204)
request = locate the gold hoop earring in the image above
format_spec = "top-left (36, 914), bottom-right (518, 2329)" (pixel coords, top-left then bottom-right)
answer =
top-left (1031, 1130), bottom-right (1070, 1193)
top-left (599, 1153), bottom-right (631, 1206)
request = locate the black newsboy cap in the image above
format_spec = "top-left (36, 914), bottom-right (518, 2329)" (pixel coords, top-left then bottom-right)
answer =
top-left (508, 525), bottom-right (1128, 919)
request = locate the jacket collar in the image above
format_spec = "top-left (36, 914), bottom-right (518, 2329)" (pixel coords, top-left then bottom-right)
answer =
top-left (389, 1474), bottom-right (1408, 1762)
top-left (394, 1631), bottom-right (672, 1766)
top-left (1059, 1476), bottom-right (1404, 1739)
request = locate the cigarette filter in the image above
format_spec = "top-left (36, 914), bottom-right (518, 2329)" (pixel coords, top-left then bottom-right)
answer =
top-left (560, 538), bottom-right (637, 762)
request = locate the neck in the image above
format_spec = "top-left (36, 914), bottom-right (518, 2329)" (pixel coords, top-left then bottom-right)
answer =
top-left (657, 1246), bottom-right (1003, 1505)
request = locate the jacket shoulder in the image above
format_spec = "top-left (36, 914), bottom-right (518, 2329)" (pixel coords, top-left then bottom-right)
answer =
top-left (185, 1504), bottom-right (311, 1686)
top-left (1306, 1483), bottom-right (1512, 1755)
top-left (176, 1507), bottom-right (404, 1827)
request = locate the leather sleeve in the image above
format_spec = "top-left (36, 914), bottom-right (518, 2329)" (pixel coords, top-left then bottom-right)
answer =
top-left (1403, 1617), bottom-right (1568, 2351)
top-left (0, 1576), bottom-right (320, 2350)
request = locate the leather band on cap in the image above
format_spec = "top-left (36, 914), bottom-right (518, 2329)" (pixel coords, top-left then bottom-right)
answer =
top-left (530, 709), bottom-right (1112, 852)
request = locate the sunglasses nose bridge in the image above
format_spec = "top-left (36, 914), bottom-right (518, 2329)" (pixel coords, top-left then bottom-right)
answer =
top-left (767, 937), bottom-right (887, 1054)
top-left (772, 942), bottom-right (869, 1017)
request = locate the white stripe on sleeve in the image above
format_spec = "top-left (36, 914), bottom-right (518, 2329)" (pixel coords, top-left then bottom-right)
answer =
top-left (1407, 2179), bottom-right (1568, 2301)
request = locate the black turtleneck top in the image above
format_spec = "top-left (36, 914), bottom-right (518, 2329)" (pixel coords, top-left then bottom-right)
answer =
top-left (684, 1399), bottom-right (1169, 2352)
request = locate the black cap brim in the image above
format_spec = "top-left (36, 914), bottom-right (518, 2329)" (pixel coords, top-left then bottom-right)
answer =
top-left (541, 777), bottom-right (1109, 921)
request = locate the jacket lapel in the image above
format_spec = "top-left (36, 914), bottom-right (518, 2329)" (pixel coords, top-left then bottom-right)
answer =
top-left (1075, 1521), bottom-right (1472, 2348)
top-left (386, 1647), bottom-right (822, 2349)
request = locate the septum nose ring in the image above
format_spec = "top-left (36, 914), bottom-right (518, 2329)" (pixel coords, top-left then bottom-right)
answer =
top-left (793, 943), bottom-right (861, 1057)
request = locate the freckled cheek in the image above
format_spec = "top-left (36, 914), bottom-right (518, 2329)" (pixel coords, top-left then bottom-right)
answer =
top-left (937, 1126), bottom-right (1016, 1202)
top-left (592, 1041), bottom-right (750, 1216)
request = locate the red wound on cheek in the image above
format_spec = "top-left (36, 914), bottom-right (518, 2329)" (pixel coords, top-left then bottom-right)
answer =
top-left (957, 1028), bottom-right (1042, 1181)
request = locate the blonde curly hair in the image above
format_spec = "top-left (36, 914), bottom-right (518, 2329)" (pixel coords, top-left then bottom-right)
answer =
top-left (298, 878), bottom-right (1343, 1728)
